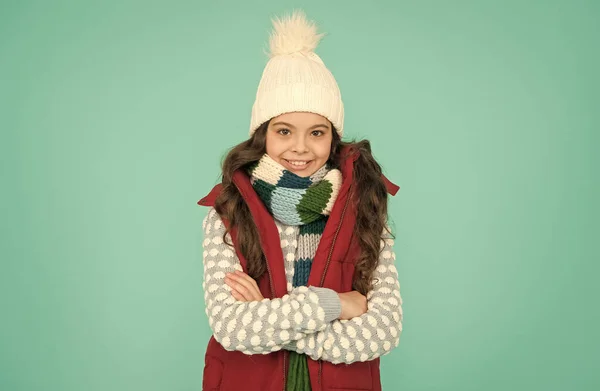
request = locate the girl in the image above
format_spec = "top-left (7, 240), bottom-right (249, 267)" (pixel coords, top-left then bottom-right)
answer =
top-left (197, 10), bottom-right (403, 391)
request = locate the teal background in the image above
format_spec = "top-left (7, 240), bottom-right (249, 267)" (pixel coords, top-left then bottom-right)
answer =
top-left (1, 0), bottom-right (598, 390)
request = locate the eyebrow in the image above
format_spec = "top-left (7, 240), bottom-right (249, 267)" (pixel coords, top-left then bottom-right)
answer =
top-left (271, 121), bottom-right (330, 130)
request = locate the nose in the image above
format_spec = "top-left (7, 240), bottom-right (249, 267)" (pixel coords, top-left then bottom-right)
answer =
top-left (292, 136), bottom-right (308, 153)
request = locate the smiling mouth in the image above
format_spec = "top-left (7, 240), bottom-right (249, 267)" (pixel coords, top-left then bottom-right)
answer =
top-left (284, 159), bottom-right (313, 169)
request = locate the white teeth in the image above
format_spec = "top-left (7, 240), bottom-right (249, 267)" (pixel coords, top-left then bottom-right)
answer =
top-left (287, 160), bottom-right (309, 167)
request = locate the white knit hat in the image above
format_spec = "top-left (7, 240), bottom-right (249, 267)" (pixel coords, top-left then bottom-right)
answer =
top-left (249, 10), bottom-right (344, 137)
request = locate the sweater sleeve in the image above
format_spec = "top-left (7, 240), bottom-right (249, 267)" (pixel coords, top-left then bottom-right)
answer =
top-left (281, 227), bottom-right (403, 364)
top-left (201, 207), bottom-right (342, 355)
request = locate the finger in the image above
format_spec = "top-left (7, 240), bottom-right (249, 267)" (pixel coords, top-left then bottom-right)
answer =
top-left (225, 276), bottom-right (254, 301)
top-left (237, 271), bottom-right (261, 292)
top-left (231, 281), bottom-right (253, 302)
top-left (241, 276), bottom-right (263, 300)
top-left (234, 271), bottom-right (264, 301)
top-left (229, 272), bottom-right (262, 301)
top-left (231, 288), bottom-right (248, 302)
top-left (234, 274), bottom-right (260, 301)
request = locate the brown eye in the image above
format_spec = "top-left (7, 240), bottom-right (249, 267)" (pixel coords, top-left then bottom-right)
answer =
top-left (312, 130), bottom-right (324, 136)
top-left (278, 129), bottom-right (290, 135)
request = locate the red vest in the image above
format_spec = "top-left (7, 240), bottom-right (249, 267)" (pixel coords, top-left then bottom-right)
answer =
top-left (197, 146), bottom-right (399, 391)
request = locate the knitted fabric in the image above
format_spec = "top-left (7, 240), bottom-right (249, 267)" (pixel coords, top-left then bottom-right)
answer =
top-left (249, 10), bottom-right (344, 137)
top-left (247, 153), bottom-right (342, 391)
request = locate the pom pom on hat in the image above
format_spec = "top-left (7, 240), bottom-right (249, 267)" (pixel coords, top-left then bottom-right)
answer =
top-left (249, 9), bottom-right (344, 137)
top-left (268, 9), bottom-right (325, 57)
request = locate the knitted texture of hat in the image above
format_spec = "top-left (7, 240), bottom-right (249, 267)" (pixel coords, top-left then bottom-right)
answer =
top-left (249, 10), bottom-right (344, 137)
top-left (246, 153), bottom-right (342, 390)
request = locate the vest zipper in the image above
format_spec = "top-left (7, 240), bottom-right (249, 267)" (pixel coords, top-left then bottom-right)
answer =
top-left (318, 183), bottom-right (354, 387)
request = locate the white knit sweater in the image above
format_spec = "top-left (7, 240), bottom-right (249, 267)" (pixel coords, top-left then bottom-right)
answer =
top-left (202, 207), bottom-right (403, 364)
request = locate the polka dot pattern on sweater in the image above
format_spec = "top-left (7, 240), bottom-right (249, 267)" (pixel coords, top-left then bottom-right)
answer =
top-left (202, 207), bottom-right (403, 363)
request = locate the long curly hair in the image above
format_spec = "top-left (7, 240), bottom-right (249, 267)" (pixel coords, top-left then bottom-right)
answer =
top-left (213, 119), bottom-right (394, 295)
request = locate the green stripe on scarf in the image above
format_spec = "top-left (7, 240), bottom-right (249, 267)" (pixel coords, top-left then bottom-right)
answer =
top-left (298, 180), bottom-right (333, 223)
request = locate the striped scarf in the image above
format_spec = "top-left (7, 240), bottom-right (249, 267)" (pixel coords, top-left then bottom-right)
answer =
top-left (247, 153), bottom-right (342, 391)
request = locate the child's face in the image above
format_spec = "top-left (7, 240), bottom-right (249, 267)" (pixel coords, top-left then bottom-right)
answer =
top-left (265, 112), bottom-right (333, 177)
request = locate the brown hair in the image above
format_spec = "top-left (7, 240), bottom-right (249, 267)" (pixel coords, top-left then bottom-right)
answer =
top-left (213, 119), bottom-right (394, 295)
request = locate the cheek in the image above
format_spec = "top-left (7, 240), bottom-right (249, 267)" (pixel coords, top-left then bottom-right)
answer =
top-left (265, 134), bottom-right (281, 156)
top-left (315, 140), bottom-right (332, 160)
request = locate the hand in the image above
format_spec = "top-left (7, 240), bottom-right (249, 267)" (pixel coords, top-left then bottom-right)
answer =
top-left (224, 270), bottom-right (264, 302)
top-left (337, 291), bottom-right (367, 320)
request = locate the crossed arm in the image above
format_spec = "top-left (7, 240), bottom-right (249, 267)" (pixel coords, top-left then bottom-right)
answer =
top-left (202, 207), bottom-right (403, 364)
